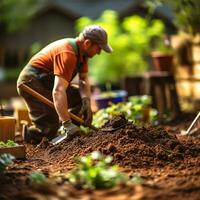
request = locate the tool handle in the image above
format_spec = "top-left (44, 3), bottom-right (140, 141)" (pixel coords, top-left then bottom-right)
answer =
top-left (186, 111), bottom-right (200, 134)
top-left (18, 83), bottom-right (98, 131)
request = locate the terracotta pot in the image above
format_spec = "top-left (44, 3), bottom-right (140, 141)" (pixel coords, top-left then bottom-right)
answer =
top-left (151, 52), bottom-right (174, 73)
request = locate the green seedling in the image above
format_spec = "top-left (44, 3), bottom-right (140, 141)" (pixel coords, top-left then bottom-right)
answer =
top-left (92, 95), bottom-right (158, 128)
top-left (0, 153), bottom-right (15, 172)
top-left (29, 171), bottom-right (47, 184)
top-left (68, 151), bottom-right (127, 189)
top-left (129, 175), bottom-right (143, 185)
top-left (0, 140), bottom-right (18, 148)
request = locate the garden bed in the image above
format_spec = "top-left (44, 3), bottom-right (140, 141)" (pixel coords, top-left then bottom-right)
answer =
top-left (0, 144), bottom-right (25, 159)
top-left (0, 113), bottom-right (199, 200)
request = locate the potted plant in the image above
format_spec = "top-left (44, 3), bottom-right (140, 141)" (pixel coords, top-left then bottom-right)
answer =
top-left (151, 34), bottom-right (174, 73)
top-left (145, 0), bottom-right (200, 73)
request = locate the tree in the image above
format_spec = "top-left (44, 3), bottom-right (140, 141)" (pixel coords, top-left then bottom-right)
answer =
top-left (145, 0), bottom-right (200, 35)
top-left (0, 0), bottom-right (40, 33)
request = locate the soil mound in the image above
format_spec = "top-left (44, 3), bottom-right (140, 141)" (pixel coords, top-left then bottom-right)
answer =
top-left (27, 115), bottom-right (195, 172)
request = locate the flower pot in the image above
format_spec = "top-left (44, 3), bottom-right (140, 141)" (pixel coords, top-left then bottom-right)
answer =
top-left (151, 52), bottom-right (174, 73)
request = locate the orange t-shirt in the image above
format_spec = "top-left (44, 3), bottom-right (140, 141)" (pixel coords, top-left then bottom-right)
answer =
top-left (29, 39), bottom-right (88, 82)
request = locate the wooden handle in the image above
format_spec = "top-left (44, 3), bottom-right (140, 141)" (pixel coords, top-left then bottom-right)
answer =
top-left (185, 111), bottom-right (200, 134)
top-left (18, 83), bottom-right (98, 131)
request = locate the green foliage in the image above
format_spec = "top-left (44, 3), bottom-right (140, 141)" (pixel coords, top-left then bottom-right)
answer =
top-left (0, 140), bottom-right (18, 148)
top-left (75, 10), bottom-right (165, 84)
top-left (0, 0), bottom-right (40, 33)
top-left (5, 67), bottom-right (22, 80)
top-left (4, 67), bottom-right (23, 80)
top-left (145, 0), bottom-right (200, 35)
top-left (29, 42), bottom-right (42, 57)
top-left (128, 95), bottom-right (152, 106)
top-left (92, 95), bottom-right (158, 128)
top-left (0, 153), bottom-right (15, 172)
top-left (68, 151), bottom-right (128, 189)
top-left (29, 171), bottom-right (47, 184)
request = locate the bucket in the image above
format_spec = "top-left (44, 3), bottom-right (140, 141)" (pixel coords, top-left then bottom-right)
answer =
top-left (94, 90), bottom-right (127, 109)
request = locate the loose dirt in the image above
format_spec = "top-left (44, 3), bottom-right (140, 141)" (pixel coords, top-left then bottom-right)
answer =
top-left (0, 113), bottom-right (199, 200)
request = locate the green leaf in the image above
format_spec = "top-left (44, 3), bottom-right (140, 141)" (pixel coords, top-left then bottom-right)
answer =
top-left (29, 171), bottom-right (47, 184)
top-left (0, 153), bottom-right (15, 172)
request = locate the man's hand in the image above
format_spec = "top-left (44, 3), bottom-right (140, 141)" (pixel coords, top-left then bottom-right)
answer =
top-left (58, 120), bottom-right (80, 140)
top-left (79, 97), bottom-right (93, 126)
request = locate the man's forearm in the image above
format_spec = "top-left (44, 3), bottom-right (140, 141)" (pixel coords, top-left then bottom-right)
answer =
top-left (79, 77), bottom-right (91, 98)
top-left (53, 90), bottom-right (70, 121)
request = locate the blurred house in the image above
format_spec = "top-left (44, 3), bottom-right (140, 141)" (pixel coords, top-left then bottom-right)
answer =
top-left (0, 0), bottom-right (175, 69)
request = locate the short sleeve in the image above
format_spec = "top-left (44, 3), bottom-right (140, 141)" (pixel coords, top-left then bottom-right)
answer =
top-left (53, 52), bottom-right (76, 82)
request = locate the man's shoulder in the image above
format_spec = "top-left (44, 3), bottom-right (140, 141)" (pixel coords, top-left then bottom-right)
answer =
top-left (48, 39), bottom-right (76, 55)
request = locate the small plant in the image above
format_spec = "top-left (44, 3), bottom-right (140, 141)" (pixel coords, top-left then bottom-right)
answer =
top-left (92, 95), bottom-right (158, 128)
top-left (0, 140), bottom-right (18, 148)
top-left (29, 171), bottom-right (47, 184)
top-left (129, 175), bottom-right (143, 185)
top-left (128, 95), bottom-right (152, 106)
top-left (0, 153), bottom-right (15, 172)
top-left (68, 151), bottom-right (128, 189)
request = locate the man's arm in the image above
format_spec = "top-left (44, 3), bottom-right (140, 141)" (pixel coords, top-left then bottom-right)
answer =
top-left (78, 72), bottom-right (93, 125)
top-left (79, 72), bottom-right (91, 98)
top-left (52, 75), bottom-right (70, 121)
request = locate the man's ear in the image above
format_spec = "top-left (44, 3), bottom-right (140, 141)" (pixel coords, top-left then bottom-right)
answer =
top-left (84, 39), bottom-right (92, 47)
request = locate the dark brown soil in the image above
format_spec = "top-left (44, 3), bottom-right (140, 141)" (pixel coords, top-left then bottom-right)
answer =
top-left (0, 113), bottom-right (199, 200)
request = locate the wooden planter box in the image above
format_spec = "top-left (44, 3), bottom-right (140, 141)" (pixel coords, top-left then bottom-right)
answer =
top-left (0, 145), bottom-right (26, 159)
top-left (0, 116), bottom-right (16, 142)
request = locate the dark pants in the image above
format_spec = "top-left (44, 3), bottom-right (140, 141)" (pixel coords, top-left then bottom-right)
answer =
top-left (17, 64), bottom-right (82, 142)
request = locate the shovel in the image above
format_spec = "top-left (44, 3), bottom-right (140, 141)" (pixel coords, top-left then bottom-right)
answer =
top-left (18, 83), bottom-right (99, 144)
top-left (181, 111), bottom-right (200, 135)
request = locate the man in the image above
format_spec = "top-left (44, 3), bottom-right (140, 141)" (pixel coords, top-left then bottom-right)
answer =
top-left (17, 25), bottom-right (113, 144)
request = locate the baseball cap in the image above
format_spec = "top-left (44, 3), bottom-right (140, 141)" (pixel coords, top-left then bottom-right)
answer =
top-left (82, 25), bottom-right (113, 53)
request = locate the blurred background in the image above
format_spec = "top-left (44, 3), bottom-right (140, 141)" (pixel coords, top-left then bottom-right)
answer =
top-left (0, 0), bottom-right (199, 117)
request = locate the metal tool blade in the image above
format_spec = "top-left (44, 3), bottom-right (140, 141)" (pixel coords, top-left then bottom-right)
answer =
top-left (51, 134), bottom-right (68, 145)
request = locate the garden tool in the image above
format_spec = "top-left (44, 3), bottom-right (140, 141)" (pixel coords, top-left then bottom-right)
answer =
top-left (101, 123), bottom-right (127, 132)
top-left (51, 134), bottom-right (68, 145)
top-left (18, 83), bottom-right (99, 144)
top-left (181, 111), bottom-right (200, 135)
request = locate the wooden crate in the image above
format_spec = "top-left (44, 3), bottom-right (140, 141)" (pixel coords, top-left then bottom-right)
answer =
top-left (14, 108), bottom-right (31, 132)
top-left (0, 145), bottom-right (26, 159)
top-left (0, 116), bottom-right (16, 142)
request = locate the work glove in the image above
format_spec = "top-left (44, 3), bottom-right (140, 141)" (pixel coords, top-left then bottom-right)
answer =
top-left (58, 120), bottom-right (80, 140)
top-left (79, 97), bottom-right (93, 126)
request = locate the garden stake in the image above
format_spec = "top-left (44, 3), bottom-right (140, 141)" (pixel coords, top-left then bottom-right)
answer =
top-left (181, 111), bottom-right (200, 135)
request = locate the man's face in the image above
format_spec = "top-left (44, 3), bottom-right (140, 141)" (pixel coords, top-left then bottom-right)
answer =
top-left (83, 40), bottom-right (102, 58)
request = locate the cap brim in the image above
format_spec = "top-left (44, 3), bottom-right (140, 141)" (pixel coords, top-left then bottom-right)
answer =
top-left (99, 44), bottom-right (113, 53)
